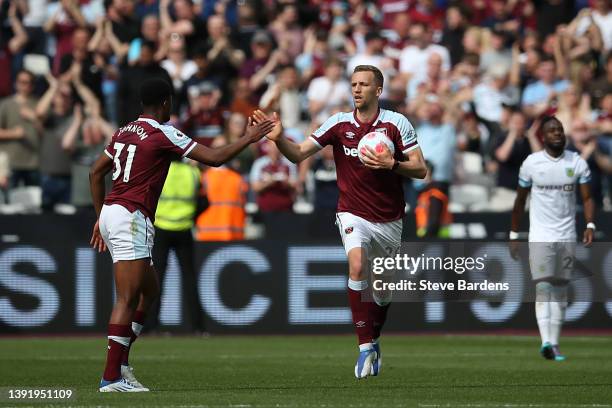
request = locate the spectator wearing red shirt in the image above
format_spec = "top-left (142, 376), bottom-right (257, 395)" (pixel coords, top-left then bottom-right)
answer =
top-left (181, 82), bottom-right (226, 147)
top-left (250, 139), bottom-right (297, 212)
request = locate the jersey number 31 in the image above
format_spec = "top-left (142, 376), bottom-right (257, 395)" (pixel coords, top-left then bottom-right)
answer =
top-left (112, 142), bottom-right (137, 182)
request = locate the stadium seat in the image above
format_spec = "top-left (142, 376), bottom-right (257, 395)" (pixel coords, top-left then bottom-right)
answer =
top-left (449, 184), bottom-right (489, 212)
top-left (5, 186), bottom-right (42, 213)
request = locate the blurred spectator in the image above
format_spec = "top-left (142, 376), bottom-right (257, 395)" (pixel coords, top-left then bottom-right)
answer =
top-left (521, 56), bottom-right (569, 118)
top-left (260, 64), bottom-right (302, 130)
top-left (312, 145), bottom-right (338, 211)
top-left (181, 81), bottom-right (225, 146)
top-left (409, 0), bottom-right (445, 31)
top-left (196, 139), bottom-right (248, 241)
top-left (0, 1), bottom-right (28, 98)
top-left (489, 111), bottom-right (542, 211)
top-left (59, 27), bottom-right (104, 105)
top-left (117, 41), bottom-right (172, 126)
top-left (44, 0), bottom-right (87, 74)
top-left (379, 0), bottom-right (410, 30)
top-left (482, 0), bottom-right (520, 34)
top-left (295, 28), bottom-right (331, 84)
top-left (415, 161), bottom-right (452, 238)
top-left (555, 84), bottom-right (593, 136)
top-left (223, 112), bottom-right (256, 175)
top-left (407, 52), bottom-right (451, 101)
top-left (151, 159), bottom-right (204, 333)
top-left (229, 77), bottom-right (258, 118)
top-left (127, 14), bottom-right (166, 66)
top-left (34, 79), bottom-right (82, 211)
top-left (534, 0), bottom-right (575, 39)
top-left (399, 23), bottom-right (450, 83)
top-left (159, 0), bottom-right (207, 57)
top-left (307, 58), bottom-right (351, 125)
top-left (587, 53), bottom-right (612, 110)
top-left (411, 94), bottom-right (459, 191)
top-left (240, 30), bottom-right (288, 102)
top-left (0, 70), bottom-right (40, 188)
top-left (202, 14), bottom-right (244, 100)
top-left (347, 30), bottom-right (395, 92)
top-left (382, 13), bottom-right (411, 63)
top-left (479, 29), bottom-right (513, 74)
top-left (472, 64), bottom-right (520, 124)
top-left (588, 0), bottom-right (612, 51)
top-left (441, 4), bottom-right (470, 67)
top-left (567, 118), bottom-right (609, 207)
top-left (161, 33), bottom-right (197, 92)
top-left (269, 3), bottom-right (304, 60)
top-left (250, 139), bottom-right (297, 213)
top-left (107, 0), bottom-right (140, 47)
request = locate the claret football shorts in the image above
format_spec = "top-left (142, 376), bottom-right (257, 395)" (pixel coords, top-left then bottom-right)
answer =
top-left (99, 204), bottom-right (155, 263)
top-left (335, 211), bottom-right (402, 260)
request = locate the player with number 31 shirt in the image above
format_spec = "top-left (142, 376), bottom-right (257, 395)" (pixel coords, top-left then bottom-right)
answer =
top-left (89, 78), bottom-right (274, 393)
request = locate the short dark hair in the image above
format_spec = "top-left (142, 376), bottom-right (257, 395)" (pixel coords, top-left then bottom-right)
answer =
top-left (353, 65), bottom-right (384, 88)
top-left (540, 114), bottom-right (561, 129)
top-left (140, 78), bottom-right (173, 107)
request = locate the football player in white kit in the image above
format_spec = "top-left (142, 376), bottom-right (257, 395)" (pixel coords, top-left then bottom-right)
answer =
top-left (510, 115), bottom-right (595, 361)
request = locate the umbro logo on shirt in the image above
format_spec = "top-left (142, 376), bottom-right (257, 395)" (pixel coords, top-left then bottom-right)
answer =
top-left (345, 131), bottom-right (355, 139)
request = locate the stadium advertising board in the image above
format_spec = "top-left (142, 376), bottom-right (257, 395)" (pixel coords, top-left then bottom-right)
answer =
top-left (1, 215), bottom-right (610, 334)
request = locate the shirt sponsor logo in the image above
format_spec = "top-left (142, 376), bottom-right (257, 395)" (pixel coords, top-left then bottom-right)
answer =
top-left (342, 145), bottom-right (359, 157)
top-left (535, 184), bottom-right (574, 191)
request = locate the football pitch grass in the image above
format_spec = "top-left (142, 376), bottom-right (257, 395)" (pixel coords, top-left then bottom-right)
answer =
top-left (0, 335), bottom-right (611, 407)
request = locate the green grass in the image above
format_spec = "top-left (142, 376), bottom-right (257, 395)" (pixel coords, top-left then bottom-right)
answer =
top-left (0, 335), bottom-right (611, 407)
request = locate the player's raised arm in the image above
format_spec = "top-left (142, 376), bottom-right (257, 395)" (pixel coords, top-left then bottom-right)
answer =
top-left (187, 117), bottom-right (275, 167)
top-left (252, 110), bottom-right (320, 163)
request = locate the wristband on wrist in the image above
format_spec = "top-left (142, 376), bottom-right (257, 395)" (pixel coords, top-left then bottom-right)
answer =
top-left (509, 231), bottom-right (519, 240)
top-left (586, 222), bottom-right (596, 230)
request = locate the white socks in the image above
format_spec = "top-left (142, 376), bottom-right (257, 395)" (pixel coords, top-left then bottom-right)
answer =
top-left (549, 285), bottom-right (568, 346)
top-left (535, 281), bottom-right (552, 345)
top-left (535, 281), bottom-right (568, 346)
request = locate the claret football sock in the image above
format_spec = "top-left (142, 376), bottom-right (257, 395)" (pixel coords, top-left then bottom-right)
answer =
top-left (122, 310), bottom-right (146, 366)
top-left (348, 278), bottom-right (373, 346)
top-left (104, 324), bottom-right (131, 381)
top-left (370, 300), bottom-right (391, 341)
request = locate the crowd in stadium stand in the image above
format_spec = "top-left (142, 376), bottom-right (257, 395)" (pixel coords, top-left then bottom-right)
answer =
top-left (0, 0), bottom-right (611, 219)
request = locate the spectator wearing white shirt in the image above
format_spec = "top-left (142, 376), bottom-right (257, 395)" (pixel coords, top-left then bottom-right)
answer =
top-left (307, 58), bottom-right (351, 126)
top-left (399, 23), bottom-right (450, 84)
top-left (472, 64), bottom-right (520, 124)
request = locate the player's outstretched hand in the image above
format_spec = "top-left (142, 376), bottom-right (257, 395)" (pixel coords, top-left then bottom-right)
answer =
top-left (90, 220), bottom-right (107, 253)
top-left (509, 240), bottom-right (520, 260)
top-left (583, 228), bottom-right (594, 247)
top-left (245, 116), bottom-right (275, 143)
top-left (252, 110), bottom-right (283, 141)
top-left (361, 145), bottom-right (394, 170)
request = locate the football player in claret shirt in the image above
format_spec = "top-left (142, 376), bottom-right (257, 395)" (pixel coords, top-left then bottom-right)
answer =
top-left (89, 78), bottom-right (274, 392)
top-left (254, 65), bottom-right (427, 379)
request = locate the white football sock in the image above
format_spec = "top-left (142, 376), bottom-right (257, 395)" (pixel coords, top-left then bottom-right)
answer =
top-left (535, 281), bottom-right (553, 345)
top-left (549, 284), bottom-right (568, 346)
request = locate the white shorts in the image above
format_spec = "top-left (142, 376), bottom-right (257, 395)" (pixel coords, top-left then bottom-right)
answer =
top-left (528, 242), bottom-right (576, 281)
top-left (99, 204), bottom-right (155, 263)
top-left (335, 212), bottom-right (402, 258)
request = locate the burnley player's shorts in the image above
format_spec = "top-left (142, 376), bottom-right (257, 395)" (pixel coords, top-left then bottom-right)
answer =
top-left (335, 212), bottom-right (402, 260)
top-left (528, 242), bottom-right (576, 281)
top-left (99, 204), bottom-right (154, 263)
